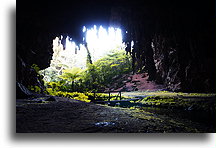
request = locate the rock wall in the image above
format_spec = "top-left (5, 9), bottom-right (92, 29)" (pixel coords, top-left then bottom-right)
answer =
top-left (151, 27), bottom-right (216, 92)
top-left (109, 1), bottom-right (215, 92)
top-left (16, 12), bottom-right (54, 98)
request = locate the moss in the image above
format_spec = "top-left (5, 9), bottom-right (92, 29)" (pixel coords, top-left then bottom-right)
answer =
top-left (137, 93), bottom-right (215, 111)
top-left (45, 89), bottom-right (91, 102)
top-left (119, 107), bottom-right (163, 121)
top-left (132, 113), bottom-right (163, 121)
top-left (121, 91), bottom-right (215, 111)
top-left (28, 85), bottom-right (41, 93)
top-left (123, 91), bottom-right (215, 98)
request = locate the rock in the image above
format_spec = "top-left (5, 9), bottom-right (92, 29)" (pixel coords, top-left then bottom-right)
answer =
top-left (141, 73), bottom-right (147, 78)
top-left (16, 82), bottom-right (33, 99)
top-left (94, 122), bottom-right (115, 127)
top-left (132, 80), bottom-right (140, 83)
top-left (45, 96), bottom-right (56, 101)
top-left (37, 100), bottom-right (43, 103)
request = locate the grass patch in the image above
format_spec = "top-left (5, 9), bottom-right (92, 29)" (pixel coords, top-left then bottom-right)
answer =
top-left (46, 88), bottom-right (90, 102)
top-left (122, 91), bottom-right (216, 111)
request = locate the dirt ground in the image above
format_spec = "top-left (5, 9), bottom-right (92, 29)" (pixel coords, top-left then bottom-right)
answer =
top-left (16, 96), bottom-right (213, 133)
top-left (114, 73), bottom-right (164, 92)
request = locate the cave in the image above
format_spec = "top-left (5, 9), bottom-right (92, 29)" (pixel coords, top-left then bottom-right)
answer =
top-left (16, 0), bottom-right (216, 133)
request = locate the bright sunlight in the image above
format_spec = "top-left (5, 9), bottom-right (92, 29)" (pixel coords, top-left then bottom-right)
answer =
top-left (40, 25), bottom-right (126, 82)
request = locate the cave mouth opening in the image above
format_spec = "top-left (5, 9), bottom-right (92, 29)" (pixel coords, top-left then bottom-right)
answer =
top-left (38, 25), bottom-right (134, 92)
top-left (48, 25), bottom-right (127, 71)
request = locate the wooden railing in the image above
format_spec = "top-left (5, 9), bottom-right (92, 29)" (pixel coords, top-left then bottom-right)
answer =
top-left (92, 91), bottom-right (122, 102)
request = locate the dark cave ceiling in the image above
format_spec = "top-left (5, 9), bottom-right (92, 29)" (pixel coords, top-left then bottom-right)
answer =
top-left (18, 0), bottom-right (215, 40)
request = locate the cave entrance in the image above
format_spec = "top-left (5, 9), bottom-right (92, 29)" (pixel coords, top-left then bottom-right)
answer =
top-left (39, 25), bottom-right (133, 92)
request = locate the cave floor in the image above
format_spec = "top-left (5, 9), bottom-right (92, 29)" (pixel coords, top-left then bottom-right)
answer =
top-left (16, 96), bottom-right (215, 133)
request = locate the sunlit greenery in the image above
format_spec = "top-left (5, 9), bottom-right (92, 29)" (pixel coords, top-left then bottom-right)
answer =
top-left (46, 89), bottom-right (90, 102)
top-left (122, 91), bottom-right (216, 98)
top-left (36, 49), bottom-right (132, 102)
top-left (83, 49), bottom-right (132, 91)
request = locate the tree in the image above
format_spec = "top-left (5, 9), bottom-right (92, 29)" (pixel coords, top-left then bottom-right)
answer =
top-left (58, 67), bottom-right (83, 91)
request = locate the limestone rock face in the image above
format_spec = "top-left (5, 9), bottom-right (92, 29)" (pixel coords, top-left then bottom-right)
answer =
top-left (151, 33), bottom-right (215, 92)
top-left (109, 2), bottom-right (215, 92)
top-left (16, 56), bottom-right (45, 99)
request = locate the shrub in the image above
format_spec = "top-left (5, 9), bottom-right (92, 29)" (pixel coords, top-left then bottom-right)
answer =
top-left (45, 89), bottom-right (90, 102)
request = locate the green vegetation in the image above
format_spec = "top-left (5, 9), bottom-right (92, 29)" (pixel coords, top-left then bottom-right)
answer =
top-left (36, 49), bottom-right (132, 102)
top-left (28, 85), bottom-right (41, 93)
top-left (130, 91), bottom-right (216, 111)
top-left (122, 91), bottom-right (216, 98)
top-left (46, 89), bottom-right (90, 102)
top-left (27, 64), bottom-right (45, 94)
top-left (83, 50), bottom-right (132, 90)
top-left (31, 64), bottom-right (40, 73)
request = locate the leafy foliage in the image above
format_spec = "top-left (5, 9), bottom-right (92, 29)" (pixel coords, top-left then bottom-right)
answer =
top-left (58, 67), bottom-right (83, 91)
top-left (82, 49), bottom-right (132, 91)
top-left (39, 49), bottom-right (132, 101)
top-left (28, 85), bottom-right (42, 93)
top-left (31, 64), bottom-right (40, 73)
top-left (59, 67), bottom-right (82, 81)
top-left (42, 49), bottom-right (131, 91)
